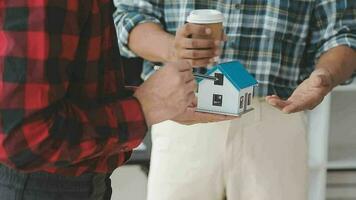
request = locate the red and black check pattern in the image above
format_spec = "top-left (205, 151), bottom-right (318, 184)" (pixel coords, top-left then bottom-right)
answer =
top-left (0, 0), bottom-right (147, 176)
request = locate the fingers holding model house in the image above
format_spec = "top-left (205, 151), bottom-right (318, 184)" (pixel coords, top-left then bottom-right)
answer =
top-left (173, 107), bottom-right (237, 125)
top-left (134, 61), bottom-right (197, 126)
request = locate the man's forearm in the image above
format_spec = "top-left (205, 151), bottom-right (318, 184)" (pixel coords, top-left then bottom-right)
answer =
top-left (128, 22), bottom-right (175, 63)
top-left (316, 46), bottom-right (356, 88)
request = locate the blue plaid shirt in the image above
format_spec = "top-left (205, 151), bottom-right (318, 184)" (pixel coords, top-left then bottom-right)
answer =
top-left (113, 0), bottom-right (356, 97)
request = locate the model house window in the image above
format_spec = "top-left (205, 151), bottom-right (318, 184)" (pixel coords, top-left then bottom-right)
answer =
top-left (248, 93), bottom-right (252, 105)
top-left (212, 94), bottom-right (223, 107)
top-left (240, 96), bottom-right (244, 109)
top-left (214, 73), bottom-right (224, 85)
top-left (193, 67), bottom-right (207, 74)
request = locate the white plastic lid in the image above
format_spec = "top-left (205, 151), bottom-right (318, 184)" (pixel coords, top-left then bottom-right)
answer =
top-left (187, 9), bottom-right (224, 24)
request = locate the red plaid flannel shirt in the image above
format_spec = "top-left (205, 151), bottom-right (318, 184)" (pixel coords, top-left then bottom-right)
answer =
top-left (0, 0), bottom-right (147, 176)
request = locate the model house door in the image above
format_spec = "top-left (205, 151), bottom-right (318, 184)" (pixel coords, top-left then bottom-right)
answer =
top-left (239, 96), bottom-right (244, 112)
top-left (244, 93), bottom-right (248, 112)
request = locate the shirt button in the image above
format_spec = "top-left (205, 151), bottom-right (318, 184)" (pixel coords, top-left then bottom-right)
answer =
top-left (227, 41), bottom-right (236, 48)
top-left (233, 4), bottom-right (241, 9)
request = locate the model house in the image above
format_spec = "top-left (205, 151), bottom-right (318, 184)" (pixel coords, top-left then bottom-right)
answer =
top-left (196, 61), bottom-right (258, 116)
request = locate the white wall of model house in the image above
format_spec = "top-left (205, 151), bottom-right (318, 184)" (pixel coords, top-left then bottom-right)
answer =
top-left (238, 87), bottom-right (254, 114)
top-left (197, 69), bottom-right (240, 116)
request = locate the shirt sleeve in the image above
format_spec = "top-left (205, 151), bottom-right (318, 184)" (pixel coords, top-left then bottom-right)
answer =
top-left (0, 2), bottom-right (147, 173)
top-left (311, 0), bottom-right (356, 59)
top-left (113, 0), bottom-right (164, 58)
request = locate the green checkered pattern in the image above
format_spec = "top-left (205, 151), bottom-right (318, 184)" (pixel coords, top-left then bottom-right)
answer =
top-left (114, 0), bottom-right (356, 97)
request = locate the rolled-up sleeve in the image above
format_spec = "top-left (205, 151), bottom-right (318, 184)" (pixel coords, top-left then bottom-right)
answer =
top-left (113, 0), bottom-right (164, 57)
top-left (311, 0), bottom-right (356, 59)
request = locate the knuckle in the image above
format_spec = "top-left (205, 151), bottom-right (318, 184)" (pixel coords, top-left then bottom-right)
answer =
top-left (191, 40), bottom-right (198, 48)
top-left (180, 60), bottom-right (191, 69)
top-left (184, 60), bottom-right (192, 68)
top-left (177, 51), bottom-right (184, 58)
top-left (191, 60), bottom-right (200, 66)
top-left (192, 59), bottom-right (202, 66)
top-left (202, 50), bottom-right (209, 57)
top-left (191, 50), bottom-right (199, 57)
top-left (183, 24), bottom-right (191, 33)
top-left (188, 60), bottom-right (195, 66)
top-left (204, 58), bottom-right (212, 64)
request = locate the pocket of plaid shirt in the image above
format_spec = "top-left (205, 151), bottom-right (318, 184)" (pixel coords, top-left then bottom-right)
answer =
top-left (232, 0), bottom-right (314, 96)
top-left (240, 0), bottom-right (313, 43)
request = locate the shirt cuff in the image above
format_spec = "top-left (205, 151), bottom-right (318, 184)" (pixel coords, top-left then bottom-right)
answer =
top-left (115, 13), bottom-right (162, 58)
top-left (316, 33), bottom-right (356, 59)
top-left (118, 96), bottom-right (148, 150)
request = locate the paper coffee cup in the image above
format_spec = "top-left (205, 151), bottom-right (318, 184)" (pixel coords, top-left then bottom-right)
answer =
top-left (187, 9), bottom-right (224, 65)
top-left (187, 9), bottom-right (224, 41)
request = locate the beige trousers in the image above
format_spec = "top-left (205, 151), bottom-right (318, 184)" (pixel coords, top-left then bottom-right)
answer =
top-left (147, 100), bottom-right (308, 200)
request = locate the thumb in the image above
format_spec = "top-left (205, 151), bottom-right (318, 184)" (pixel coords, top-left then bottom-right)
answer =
top-left (186, 107), bottom-right (197, 112)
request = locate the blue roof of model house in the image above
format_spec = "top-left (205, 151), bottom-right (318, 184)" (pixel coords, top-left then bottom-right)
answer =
top-left (197, 61), bottom-right (258, 90)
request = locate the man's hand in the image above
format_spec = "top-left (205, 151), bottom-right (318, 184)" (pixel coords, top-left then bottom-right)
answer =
top-left (173, 107), bottom-right (237, 125)
top-left (168, 23), bottom-right (223, 67)
top-left (134, 61), bottom-right (197, 126)
top-left (266, 68), bottom-right (334, 113)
